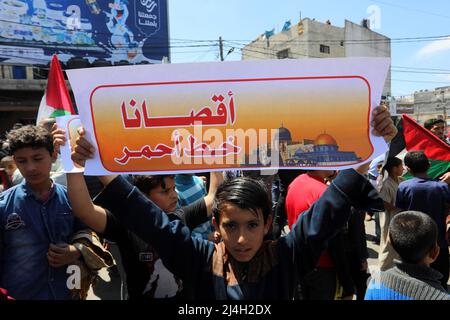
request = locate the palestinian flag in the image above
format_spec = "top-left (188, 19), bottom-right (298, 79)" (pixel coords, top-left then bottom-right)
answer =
top-left (388, 114), bottom-right (450, 179)
top-left (36, 54), bottom-right (76, 124)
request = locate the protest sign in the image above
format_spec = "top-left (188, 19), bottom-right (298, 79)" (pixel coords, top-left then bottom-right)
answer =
top-left (66, 58), bottom-right (390, 175)
top-left (56, 115), bottom-right (83, 173)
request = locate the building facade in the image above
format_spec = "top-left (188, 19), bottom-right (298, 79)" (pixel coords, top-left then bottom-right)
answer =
top-left (242, 18), bottom-right (391, 97)
top-left (413, 86), bottom-right (449, 122)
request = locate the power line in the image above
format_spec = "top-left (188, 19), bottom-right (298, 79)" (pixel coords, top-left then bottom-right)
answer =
top-left (393, 66), bottom-right (450, 72)
top-left (226, 34), bottom-right (450, 44)
top-left (232, 43), bottom-right (450, 75)
top-left (2, 40), bottom-right (450, 81)
top-left (232, 46), bottom-right (450, 84)
top-left (391, 69), bottom-right (450, 75)
top-left (391, 78), bottom-right (450, 84)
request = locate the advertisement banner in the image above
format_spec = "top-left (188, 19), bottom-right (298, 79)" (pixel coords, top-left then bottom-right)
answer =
top-left (65, 58), bottom-right (390, 175)
top-left (0, 0), bottom-right (169, 65)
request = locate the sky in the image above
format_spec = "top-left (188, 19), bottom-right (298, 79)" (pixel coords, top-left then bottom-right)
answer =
top-left (167, 0), bottom-right (450, 97)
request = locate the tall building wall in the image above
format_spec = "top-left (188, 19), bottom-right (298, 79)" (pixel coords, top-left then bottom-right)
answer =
top-left (344, 20), bottom-right (391, 97)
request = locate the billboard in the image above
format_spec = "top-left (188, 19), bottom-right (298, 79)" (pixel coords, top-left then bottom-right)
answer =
top-left (0, 0), bottom-right (169, 65)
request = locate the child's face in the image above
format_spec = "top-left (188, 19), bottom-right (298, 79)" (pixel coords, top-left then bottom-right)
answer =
top-left (13, 147), bottom-right (54, 188)
top-left (214, 203), bottom-right (271, 262)
top-left (393, 164), bottom-right (404, 177)
top-left (1, 160), bottom-right (16, 179)
top-left (147, 177), bottom-right (178, 213)
top-left (429, 123), bottom-right (445, 140)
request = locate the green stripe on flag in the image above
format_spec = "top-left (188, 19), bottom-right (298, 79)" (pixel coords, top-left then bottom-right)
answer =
top-left (403, 159), bottom-right (450, 180)
top-left (50, 109), bottom-right (72, 117)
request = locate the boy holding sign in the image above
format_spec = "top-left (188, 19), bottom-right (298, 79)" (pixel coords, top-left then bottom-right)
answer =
top-left (67, 106), bottom-right (397, 299)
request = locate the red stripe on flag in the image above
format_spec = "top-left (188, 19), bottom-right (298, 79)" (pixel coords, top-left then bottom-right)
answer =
top-left (45, 54), bottom-right (75, 115)
top-left (402, 114), bottom-right (450, 161)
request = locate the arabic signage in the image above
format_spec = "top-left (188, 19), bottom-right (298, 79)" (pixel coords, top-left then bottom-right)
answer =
top-left (0, 0), bottom-right (169, 65)
top-left (65, 58), bottom-right (390, 175)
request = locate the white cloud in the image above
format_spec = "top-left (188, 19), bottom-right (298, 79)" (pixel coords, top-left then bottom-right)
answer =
top-left (416, 37), bottom-right (450, 59)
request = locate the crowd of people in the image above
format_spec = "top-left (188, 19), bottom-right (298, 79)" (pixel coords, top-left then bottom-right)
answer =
top-left (0, 106), bottom-right (449, 301)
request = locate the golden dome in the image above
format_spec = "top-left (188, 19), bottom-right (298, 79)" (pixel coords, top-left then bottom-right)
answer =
top-left (314, 133), bottom-right (337, 146)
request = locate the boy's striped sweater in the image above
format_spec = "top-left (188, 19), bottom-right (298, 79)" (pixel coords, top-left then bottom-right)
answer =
top-left (365, 262), bottom-right (450, 300)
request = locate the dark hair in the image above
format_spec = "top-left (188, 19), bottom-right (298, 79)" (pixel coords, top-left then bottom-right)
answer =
top-left (6, 125), bottom-right (54, 155)
top-left (132, 174), bottom-right (175, 194)
top-left (404, 151), bottom-right (430, 174)
top-left (423, 118), bottom-right (445, 130)
top-left (212, 177), bottom-right (271, 223)
top-left (382, 157), bottom-right (403, 175)
top-left (389, 211), bottom-right (438, 263)
top-left (11, 123), bottom-right (23, 131)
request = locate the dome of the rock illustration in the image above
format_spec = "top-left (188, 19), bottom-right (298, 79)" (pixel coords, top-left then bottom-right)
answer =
top-left (314, 133), bottom-right (337, 146)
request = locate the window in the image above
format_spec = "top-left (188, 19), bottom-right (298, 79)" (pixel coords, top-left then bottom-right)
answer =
top-left (320, 45), bottom-right (330, 54)
top-left (277, 49), bottom-right (290, 59)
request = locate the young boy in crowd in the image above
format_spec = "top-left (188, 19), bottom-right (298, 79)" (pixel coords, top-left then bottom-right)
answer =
top-left (365, 211), bottom-right (449, 300)
top-left (0, 156), bottom-right (17, 185)
top-left (0, 125), bottom-right (83, 299)
top-left (65, 168), bottom-right (223, 299)
top-left (423, 118), bottom-right (447, 143)
top-left (395, 151), bottom-right (450, 287)
top-left (68, 106), bottom-right (396, 299)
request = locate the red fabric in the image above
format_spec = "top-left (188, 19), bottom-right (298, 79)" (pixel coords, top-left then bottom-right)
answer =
top-left (286, 173), bottom-right (334, 268)
top-left (286, 174), bottom-right (328, 227)
top-left (0, 288), bottom-right (14, 300)
top-left (46, 54), bottom-right (75, 114)
top-left (403, 114), bottom-right (450, 161)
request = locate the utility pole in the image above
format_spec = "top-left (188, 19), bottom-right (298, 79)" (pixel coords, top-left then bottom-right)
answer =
top-left (219, 37), bottom-right (224, 61)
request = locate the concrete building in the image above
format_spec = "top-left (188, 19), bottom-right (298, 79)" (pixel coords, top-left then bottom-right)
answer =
top-left (392, 95), bottom-right (414, 116)
top-left (413, 86), bottom-right (449, 123)
top-left (0, 65), bottom-right (47, 130)
top-left (242, 18), bottom-right (391, 97)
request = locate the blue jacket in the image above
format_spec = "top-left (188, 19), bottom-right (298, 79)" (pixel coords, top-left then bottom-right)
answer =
top-left (0, 182), bottom-right (81, 300)
top-left (98, 169), bottom-right (383, 299)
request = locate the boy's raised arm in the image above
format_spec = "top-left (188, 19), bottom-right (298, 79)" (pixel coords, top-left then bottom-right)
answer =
top-left (53, 125), bottom-right (109, 233)
top-left (69, 127), bottom-right (210, 280)
top-left (66, 172), bottom-right (108, 233)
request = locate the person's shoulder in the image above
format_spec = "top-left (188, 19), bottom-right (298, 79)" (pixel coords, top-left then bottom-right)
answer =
top-left (420, 179), bottom-right (449, 191)
top-left (0, 185), bottom-right (25, 217)
top-left (53, 181), bottom-right (68, 190)
top-left (435, 180), bottom-right (450, 193)
top-left (52, 182), bottom-right (69, 197)
top-left (287, 173), bottom-right (308, 189)
top-left (434, 179), bottom-right (450, 188)
top-left (398, 178), bottom-right (416, 188)
top-left (0, 184), bottom-right (24, 202)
